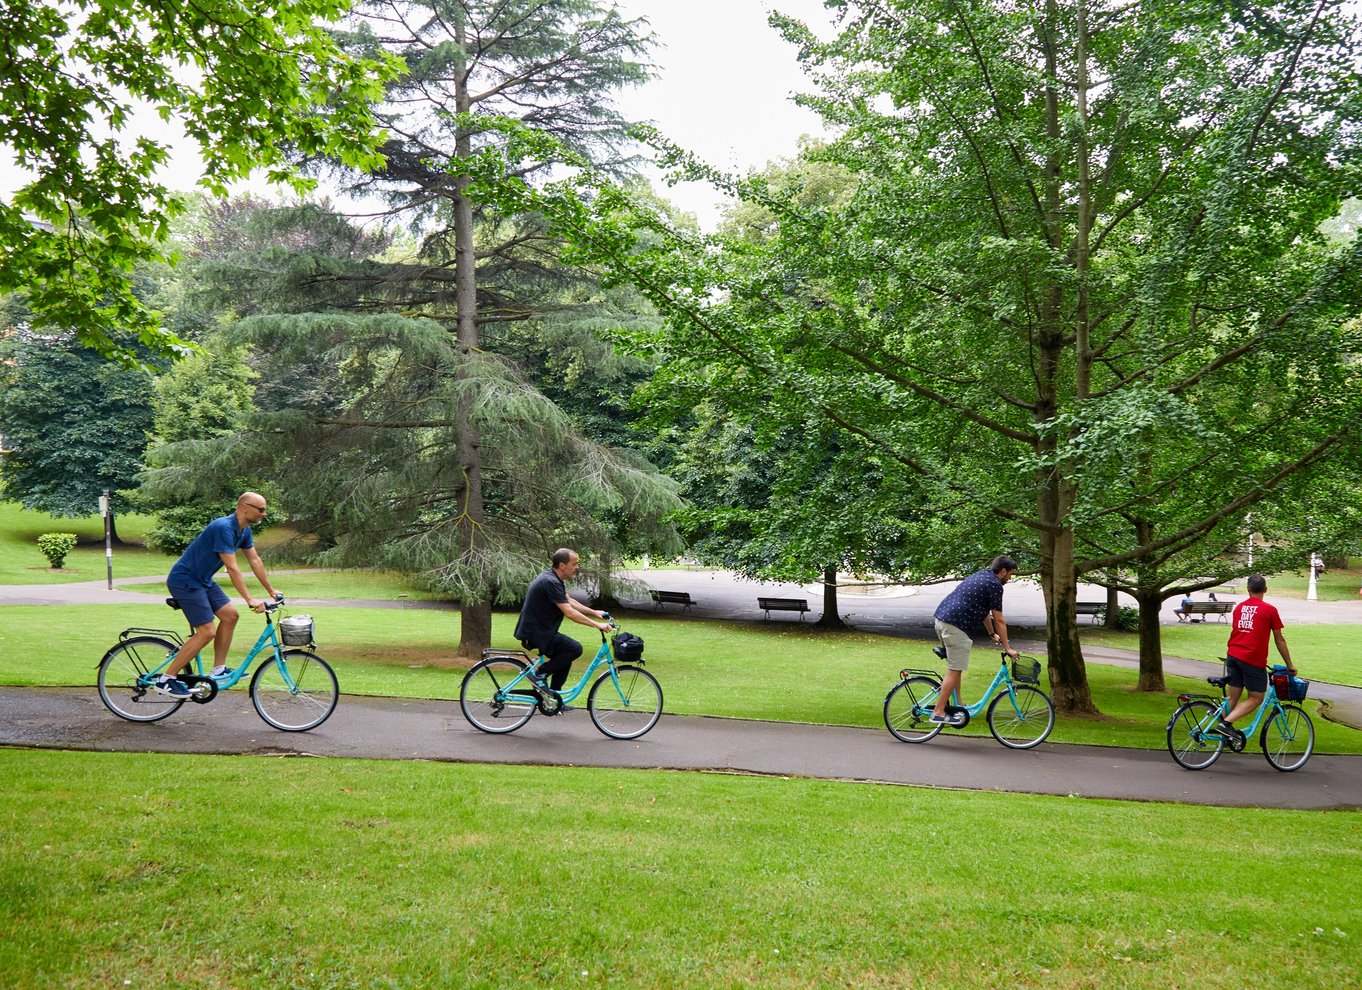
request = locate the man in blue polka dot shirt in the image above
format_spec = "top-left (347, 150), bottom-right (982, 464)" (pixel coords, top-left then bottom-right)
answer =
top-left (930, 555), bottom-right (1020, 724)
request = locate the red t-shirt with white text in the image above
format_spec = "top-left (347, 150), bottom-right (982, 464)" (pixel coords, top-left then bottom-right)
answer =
top-left (1226, 597), bottom-right (1283, 668)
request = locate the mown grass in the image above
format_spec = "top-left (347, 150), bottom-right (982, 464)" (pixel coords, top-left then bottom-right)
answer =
top-left (119, 569), bottom-right (440, 601)
top-left (0, 502), bottom-right (167, 584)
top-left (1, 749), bottom-right (1358, 990)
top-left (6, 602), bottom-right (1360, 752)
top-left (1084, 623), bottom-right (1362, 689)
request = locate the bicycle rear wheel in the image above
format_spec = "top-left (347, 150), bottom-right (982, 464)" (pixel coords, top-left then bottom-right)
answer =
top-left (97, 637), bottom-right (184, 722)
top-left (884, 676), bottom-right (944, 743)
top-left (250, 650), bottom-right (339, 732)
top-left (986, 685), bottom-right (1055, 749)
top-left (461, 657), bottom-right (537, 734)
top-left (1260, 703), bottom-right (1314, 772)
top-left (1166, 700), bottom-right (1224, 770)
top-left (589, 665), bottom-right (663, 739)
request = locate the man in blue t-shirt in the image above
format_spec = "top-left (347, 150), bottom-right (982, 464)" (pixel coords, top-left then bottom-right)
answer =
top-left (930, 555), bottom-right (1020, 724)
top-left (514, 548), bottom-right (611, 694)
top-left (154, 492), bottom-right (282, 697)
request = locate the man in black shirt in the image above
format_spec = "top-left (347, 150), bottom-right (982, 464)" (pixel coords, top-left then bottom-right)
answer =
top-left (514, 548), bottom-right (612, 691)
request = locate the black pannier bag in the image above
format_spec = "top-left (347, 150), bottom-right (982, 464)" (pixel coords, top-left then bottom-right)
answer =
top-left (612, 631), bottom-right (644, 662)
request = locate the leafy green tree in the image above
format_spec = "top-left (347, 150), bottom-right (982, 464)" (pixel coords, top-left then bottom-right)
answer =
top-left (477, 0), bottom-right (1362, 713)
top-left (0, 328), bottom-right (155, 540)
top-left (0, 0), bottom-right (398, 361)
top-left (315, 0), bottom-right (655, 651)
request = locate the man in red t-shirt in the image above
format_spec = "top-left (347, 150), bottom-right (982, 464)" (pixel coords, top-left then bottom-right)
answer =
top-left (1221, 574), bottom-right (1297, 740)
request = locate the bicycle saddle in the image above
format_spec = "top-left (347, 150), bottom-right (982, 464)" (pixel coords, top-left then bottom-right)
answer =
top-left (1207, 675), bottom-right (1230, 687)
top-left (165, 598), bottom-right (182, 611)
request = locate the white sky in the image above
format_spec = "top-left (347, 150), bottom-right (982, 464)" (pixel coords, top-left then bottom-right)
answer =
top-left (0, 1), bottom-right (831, 233)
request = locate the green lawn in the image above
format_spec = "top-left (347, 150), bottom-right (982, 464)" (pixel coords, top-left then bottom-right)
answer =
top-left (119, 568), bottom-right (440, 601)
top-left (1259, 562), bottom-right (1362, 601)
top-left (1084, 624), bottom-right (1362, 689)
top-left (1, 749), bottom-right (1357, 990)
top-left (6, 602), bottom-right (1361, 752)
top-left (0, 502), bottom-right (168, 584)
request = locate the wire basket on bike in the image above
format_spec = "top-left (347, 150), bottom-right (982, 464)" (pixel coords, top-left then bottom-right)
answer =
top-left (1011, 656), bottom-right (1042, 684)
top-left (279, 615), bottom-right (315, 646)
top-left (1270, 666), bottom-right (1309, 702)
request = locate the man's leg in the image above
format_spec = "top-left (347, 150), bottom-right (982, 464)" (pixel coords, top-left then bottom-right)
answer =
top-left (212, 603), bottom-right (240, 667)
top-left (164, 585), bottom-right (220, 677)
top-left (166, 623), bottom-right (216, 677)
top-left (932, 619), bottom-right (971, 719)
top-left (1225, 691), bottom-right (1264, 726)
top-left (935, 669), bottom-right (963, 718)
top-left (540, 633), bottom-right (583, 691)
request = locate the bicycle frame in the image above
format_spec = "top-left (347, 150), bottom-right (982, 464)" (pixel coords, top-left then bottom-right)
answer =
top-left (1180, 687), bottom-right (1292, 743)
top-left (496, 639), bottom-right (619, 704)
top-left (914, 656), bottom-right (1022, 716)
top-left (125, 607), bottom-right (300, 692)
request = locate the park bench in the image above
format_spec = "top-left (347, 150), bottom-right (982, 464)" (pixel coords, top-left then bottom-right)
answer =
top-left (1075, 601), bottom-right (1106, 624)
top-left (1177, 601), bottom-right (1233, 623)
top-left (650, 590), bottom-right (695, 612)
top-left (758, 597), bottom-right (811, 621)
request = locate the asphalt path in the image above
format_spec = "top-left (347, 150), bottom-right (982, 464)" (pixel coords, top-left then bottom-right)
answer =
top-left (5, 569), bottom-right (1362, 810)
top-left (3, 685), bottom-right (1359, 810)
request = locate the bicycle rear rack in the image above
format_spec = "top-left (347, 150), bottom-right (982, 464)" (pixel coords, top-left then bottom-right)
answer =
top-left (119, 627), bottom-right (185, 647)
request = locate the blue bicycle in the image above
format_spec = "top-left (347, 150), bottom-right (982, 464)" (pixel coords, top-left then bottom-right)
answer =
top-left (459, 621), bottom-right (662, 740)
top-left (884, 651), bottom-right (1055, 749)
top-left (96, 597), bottom-right (338, 732)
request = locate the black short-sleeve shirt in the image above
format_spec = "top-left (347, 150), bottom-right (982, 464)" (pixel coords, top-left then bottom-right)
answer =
top-left (514, 568), bottom-right (568, 648)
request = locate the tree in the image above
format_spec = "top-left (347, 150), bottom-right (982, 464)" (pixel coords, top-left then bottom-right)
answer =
top-left (0, 0), bottom-right (398, 361)
top-left (142, 200), bottom-right (682, 652)
top-left (475, 0), bottom-right (1362, 713)
top-left (0, 328), bottom-right (155, 540)
top-left (314, 0), bottom-right (654, 653)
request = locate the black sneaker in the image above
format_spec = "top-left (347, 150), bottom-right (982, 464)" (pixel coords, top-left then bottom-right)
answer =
top-left (153, 676), bottom-right (190, 699)
top-left (1216, 721), bottom-right (1246, 750)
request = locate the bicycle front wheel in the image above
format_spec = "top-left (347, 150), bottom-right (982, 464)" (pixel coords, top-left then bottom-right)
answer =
top-left (97, 637), bottom-right (184, 723)
top-left (249, 650), bottom-right (339, 732)
top-left (1166, 700), bottom-right (1224, 770)
top-left (460, 657), bottom-right (537, 734)
top-left (1261, 703), bottom-right (1314, 772)
top-left (986, 685), bottom-right (1055, 749)
top-left (589, 665), bottom-right (663, 739)
top-left (884, 676), bottom-right (944, 743)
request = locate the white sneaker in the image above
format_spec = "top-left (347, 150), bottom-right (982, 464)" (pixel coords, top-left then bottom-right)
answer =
top-left (210, 665), bottom-right (233, 678)
top-left (153, 676), bottom-right (190, 698)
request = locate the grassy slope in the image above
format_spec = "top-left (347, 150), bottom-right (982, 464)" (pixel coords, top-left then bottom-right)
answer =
top-left (1, 749), bottom-right (1357, 990)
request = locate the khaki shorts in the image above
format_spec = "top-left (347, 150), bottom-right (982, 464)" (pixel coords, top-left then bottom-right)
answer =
top-left (934, 619), bottom-right (974, 672)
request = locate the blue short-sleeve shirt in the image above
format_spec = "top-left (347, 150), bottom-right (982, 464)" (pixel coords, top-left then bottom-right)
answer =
top-left (167, 514), bottom-right (253, 590)
top-left (933, 568), bottom-right (1005, 638)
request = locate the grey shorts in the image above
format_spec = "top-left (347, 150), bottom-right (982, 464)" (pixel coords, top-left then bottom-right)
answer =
top-left (934, 619), bottom-right (974, 672)
top-left (1225, 655), bottom-right (1267, 694)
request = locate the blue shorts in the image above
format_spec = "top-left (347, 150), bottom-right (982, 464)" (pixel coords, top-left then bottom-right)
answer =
top-left (168, 583), bottom-right (231, 627)
top-left (1226, 655), bottom-right (1268, 694)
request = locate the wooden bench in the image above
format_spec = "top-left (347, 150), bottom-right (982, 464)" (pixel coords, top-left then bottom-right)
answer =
top-left (1075, 601), bottom-right (1106, 624)
top-left (1177, 601), bottom-right (1233, 623)
top-left (758, 597), bottom-right (811, 621)
top-left (650, 590), bottom-right (695, 612)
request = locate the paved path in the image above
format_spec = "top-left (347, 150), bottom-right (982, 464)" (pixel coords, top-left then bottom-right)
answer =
top-left (6, 569), bottom-right (1362, 809)
top-left (2, 686), bottom-right (1358, 810)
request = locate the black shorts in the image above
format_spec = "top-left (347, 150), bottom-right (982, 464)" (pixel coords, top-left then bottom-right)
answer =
top-left (1225, 655), bottom-right (1268, 694)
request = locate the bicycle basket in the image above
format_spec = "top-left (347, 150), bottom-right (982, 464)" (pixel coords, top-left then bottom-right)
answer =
top-left (1270, 666), bottom-right (1309, 702)
top-left (279, 615), bottom-right (315, 646)
top-left (612, 631), bottom-right (644, 662)
top-left (1011, 657), bottom-right (1042, 685)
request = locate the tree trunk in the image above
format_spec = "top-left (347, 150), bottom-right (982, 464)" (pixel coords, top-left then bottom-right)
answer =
top-left (1039, 524), bottom-right (1099, 714)
top-left (1103, 579), bottom-right (1121, 630)
top-left (815, 564), bottom-right (847, 629)
top-left (1134, 590), bottom-right (1166, 692)
top-left (451, 23), bottom-right (491, 660)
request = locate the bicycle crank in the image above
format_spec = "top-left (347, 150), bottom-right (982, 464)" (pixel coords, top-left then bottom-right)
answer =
top-left (536, 689), bottom-right (563, 716)
top-left (944, 704), bottom-right (970, 729)
top-left (179, 675), bottom-right (219, 704)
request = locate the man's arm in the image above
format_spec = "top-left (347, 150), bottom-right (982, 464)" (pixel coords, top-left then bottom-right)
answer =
top-left (243, 547), bottom-right (279, 601)
top-left (557, 597), bottom-right (610, 631)
top-left (219, 553), bottom-right (265, 613)
top-left (990, 609), bottom-right (1019, 659)
top-left (1273, 628), bottom-right (1295, 673)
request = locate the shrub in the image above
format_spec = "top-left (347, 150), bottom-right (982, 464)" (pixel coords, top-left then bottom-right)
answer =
top-left (1115, 606), bottom-right (1140, 632)
top-left (37, 532), bottom-right (78, 569)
